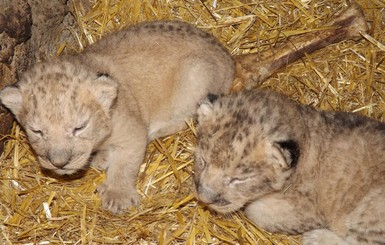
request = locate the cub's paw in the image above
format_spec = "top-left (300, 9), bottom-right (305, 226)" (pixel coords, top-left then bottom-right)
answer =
top-left (302, 229), bottom-right (348, 245)
top-left (97, 183), bottom-right (140, 214)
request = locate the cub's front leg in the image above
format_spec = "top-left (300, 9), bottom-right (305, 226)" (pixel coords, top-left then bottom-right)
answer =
top-left (244, 192), bottom-right (322, 235)
top-left (95, 123), bottom-right (148, 214)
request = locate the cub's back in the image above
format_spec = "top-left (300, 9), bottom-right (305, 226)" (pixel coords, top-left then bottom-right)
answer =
top-left (87, 21), bottom-right (230, 57)
top-left (83, 20), bottom-right (234, 90)
top-left (81, 21), bottom-right (235, 124)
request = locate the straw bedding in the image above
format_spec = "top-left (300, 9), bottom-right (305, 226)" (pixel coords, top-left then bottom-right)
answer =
top-left (1, 0), bottom-right (385, 244)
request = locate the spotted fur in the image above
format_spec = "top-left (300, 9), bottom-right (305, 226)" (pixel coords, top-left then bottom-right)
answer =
top-left (194, 89), bottom-right (385, 244)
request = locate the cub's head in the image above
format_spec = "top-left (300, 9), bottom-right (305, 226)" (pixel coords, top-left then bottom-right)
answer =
top-left (193, 91), bottom-right (302, 213)
top-left (0, 61), bottom-right (118, 176)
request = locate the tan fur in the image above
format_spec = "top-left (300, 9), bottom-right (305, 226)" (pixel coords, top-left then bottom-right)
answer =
top-left (0, 21), bottom-right (234, 213)
top-left (194, 89), bottom-right (385, 244)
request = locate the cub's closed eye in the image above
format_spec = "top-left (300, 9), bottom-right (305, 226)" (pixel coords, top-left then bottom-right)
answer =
top-left (231, 177), bottom-right (246, 182)
top-left (197, 155), bottom-right (207, 168)
top-left (31, 128), bottom-right (44, 137)
top-left (73, 122), bottom-right (88, 136)
top-left (229, 176), bottom-right (251, 185)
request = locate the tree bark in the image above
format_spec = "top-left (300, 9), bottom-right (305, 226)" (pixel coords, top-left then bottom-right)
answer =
top-left (0, 0), bottom-right (78, 152)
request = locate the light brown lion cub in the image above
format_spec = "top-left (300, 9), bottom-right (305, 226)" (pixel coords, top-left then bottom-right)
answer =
top-left (0, 21), bottom-right (234, 213)
top-left (194, 90), bottom-right (385, 244)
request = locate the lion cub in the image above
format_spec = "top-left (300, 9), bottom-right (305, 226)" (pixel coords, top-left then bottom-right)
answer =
top-left (0, 21), bottom-right (234, 213)
top-left (194, 89), bottom-right (385, 244)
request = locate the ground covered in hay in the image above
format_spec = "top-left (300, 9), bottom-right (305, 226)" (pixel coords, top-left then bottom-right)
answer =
top-left (1, 0), bottom-right (385, 244)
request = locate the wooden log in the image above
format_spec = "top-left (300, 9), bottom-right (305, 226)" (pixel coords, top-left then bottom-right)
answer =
top-left (232, 4), bottom-right (369, 92)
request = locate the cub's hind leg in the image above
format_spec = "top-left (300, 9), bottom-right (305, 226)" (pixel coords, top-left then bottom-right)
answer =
top-left (302, 229), bottom-right (348, 245)
top-left (244, 192), bottom-right (322, 235)
top-left (171, 54), bottom-right (233, 121)
top-left (149, 54), bottom-right (233, 140)
top-left (341, 186), bottom-right (385, 245)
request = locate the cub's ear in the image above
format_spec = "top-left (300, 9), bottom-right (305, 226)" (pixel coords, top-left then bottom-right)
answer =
top-left (266, 140), bottom-right (300, 170)
top-left (0, 86), bottom-right (23, 117)
top-left (91, 73), bottom-right (118, 112)
top-left (197, 93), bottom-right (219, 123)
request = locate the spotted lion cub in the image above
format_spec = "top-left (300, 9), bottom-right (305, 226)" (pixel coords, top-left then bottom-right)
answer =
top-left (194, 89), bottom-right (385, 244)
top-left (0, 21), bottom-right (234, 214)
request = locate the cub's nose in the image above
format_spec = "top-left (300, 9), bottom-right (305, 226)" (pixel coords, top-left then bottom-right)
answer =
top-left (196, 183), bottom-right (231, 207)
top-left (197, 183), bottom-right (220, 204)
top-left (48, 149), bottom-right (71, 168)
